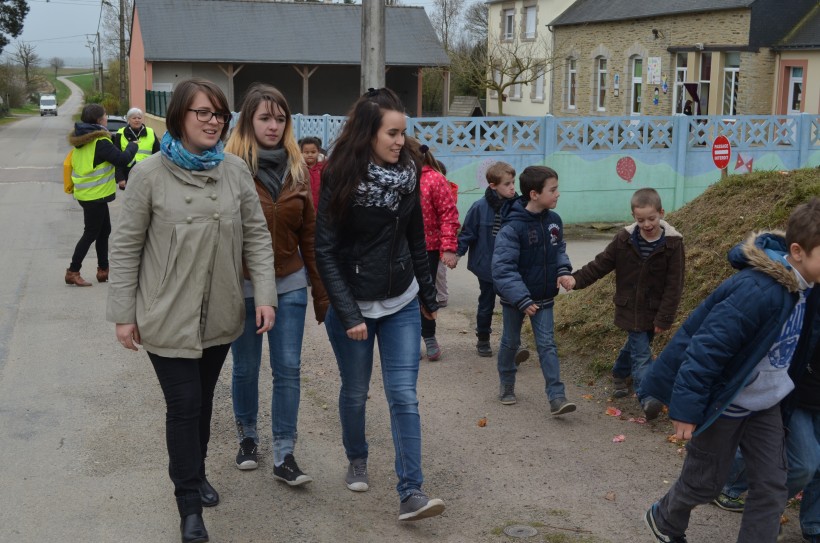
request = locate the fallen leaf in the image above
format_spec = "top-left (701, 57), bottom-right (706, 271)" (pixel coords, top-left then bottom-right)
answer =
top-left (477, 417), bottom-right (488, 427)
top-left (606, 407), bottom-right (622, 417)
top-left (780, 515), bottom-right (789, 525)
top-left (604, 491), bottom-right (616, 501)
top-left (587, 380), bottom-right (595, 386)
top-left (628, 417), bottom-right (647, 424)
top-left (581, 394), bottom-right (594, 400)
top-left (612, 434), bottom-right (626, 443)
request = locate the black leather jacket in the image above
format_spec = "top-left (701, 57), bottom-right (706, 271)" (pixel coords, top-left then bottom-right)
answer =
top-left (315, 170), bottom-right (438, 330)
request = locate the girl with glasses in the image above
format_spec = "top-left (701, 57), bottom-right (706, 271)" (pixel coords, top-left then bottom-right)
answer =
top-left (107, 78), bottom-right (276, 543)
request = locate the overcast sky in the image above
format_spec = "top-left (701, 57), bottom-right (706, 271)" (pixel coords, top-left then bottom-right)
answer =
top-left (11, 0), bottom-right (439, 68)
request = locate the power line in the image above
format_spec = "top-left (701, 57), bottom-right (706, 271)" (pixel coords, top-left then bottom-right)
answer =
top-left (17, 33), bottom-right (89, 43)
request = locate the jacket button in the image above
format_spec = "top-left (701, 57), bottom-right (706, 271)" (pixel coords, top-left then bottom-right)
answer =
top-left (213, 213), bottom-right (220, 220)
top-left (186, 216), bottom-right (193, 223)
top-left (185, 196), bottom-right (192, 203)
top-left (210, 193), bottom-right (217, 200)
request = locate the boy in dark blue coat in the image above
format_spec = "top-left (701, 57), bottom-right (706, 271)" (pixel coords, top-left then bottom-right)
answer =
top-left (491, 166), bottom-right (575, 416)
top-left (639, 198), bottom-right (820, 543)
top-left (456, 161), bottom-right (527, 360)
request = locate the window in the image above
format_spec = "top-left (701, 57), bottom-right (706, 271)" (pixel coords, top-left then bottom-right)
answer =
top-left (631, 57), bottom-right (643, 115)
top-left (524, 6), bottom-right (536, 39)
top-left (722, 52), bottom-right (740, 115)
top-left (533, 65), bottom-right (545, 101)
top-left (699, 52), bottom-right (711, 115)
top-left (596, 57), bottom-right (607, 111)
top-left (567, 59), bottom-right (577, 109)
top-left (673, 53), bottom-right (687, 114)
top-left (788, 66), bottom-right (803, 114)
top-left (510, 80), bottom-right (522, 100)
top-left (503, 9), bottom-right (514, 40)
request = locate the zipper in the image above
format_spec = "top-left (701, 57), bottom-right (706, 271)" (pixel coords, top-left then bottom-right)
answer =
top-left (387, 215), bottom-right (399, 293)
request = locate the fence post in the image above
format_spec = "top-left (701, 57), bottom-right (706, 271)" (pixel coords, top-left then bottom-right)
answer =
top-left (322, 114), bottom-right (331, 149)
top-left (798, 114), bottom-right (811, 169)
top-left (293, 114), bottom-right (302, 142)
top-left (543, 115), bottom-right (555, 158)
top-left (672, 114), bottom-right (689, 211)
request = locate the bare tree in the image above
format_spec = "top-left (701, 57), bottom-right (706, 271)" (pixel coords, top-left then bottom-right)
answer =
top-left (429, 0), bottom-right (464, 53)
top-left (0, 0), bottom-right (28, 57)
top-left (10, 40), bottom-right (39, 90)
top-left (461, 1), bottom-right (487, 47)
top-left (49, 56), bottom-right (64, 76)
top-left (450, 34), bottom-right (563, 114)
top-left (100, 0), bottom-right (132, 60)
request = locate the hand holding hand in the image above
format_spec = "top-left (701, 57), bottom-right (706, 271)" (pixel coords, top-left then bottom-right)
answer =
top-left (440, 251), bottom-right (458, 269)
top-left (557, 275), bottom-right (576, 291)
top-left (421, 306), bottom-right (437, 320)
top-left (116, 323), bottom-right (141, 351)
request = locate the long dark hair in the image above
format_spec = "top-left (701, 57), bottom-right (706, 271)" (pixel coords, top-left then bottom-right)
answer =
top-left (321, 88), bottom-right (415, 223)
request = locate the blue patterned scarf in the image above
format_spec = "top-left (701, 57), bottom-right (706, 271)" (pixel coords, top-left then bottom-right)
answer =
top-left (160, 131), bottom-right (225, 171)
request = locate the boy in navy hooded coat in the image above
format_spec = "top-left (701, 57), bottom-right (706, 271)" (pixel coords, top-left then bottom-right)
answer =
top-left (640, 198), bottom-right (820, 543)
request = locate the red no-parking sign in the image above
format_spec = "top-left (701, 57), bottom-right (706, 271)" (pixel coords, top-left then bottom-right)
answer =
top-left (712, 135), bottom-right (731, 170)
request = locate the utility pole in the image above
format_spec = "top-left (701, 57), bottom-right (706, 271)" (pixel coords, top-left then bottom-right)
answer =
top-left (360, 0), bottom-right (385, 93)
top-left (119, 0), bottom-right (127, 113)
top-left (97, 32), bottom-right (104, 94)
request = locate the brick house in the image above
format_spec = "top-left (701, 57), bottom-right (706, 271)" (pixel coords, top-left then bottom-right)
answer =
top-left (484, 0), bottom-right (576, 115)
top-left (128, 0), bottom-right (449, 116)
top-left (773, 4), bottom-right (820, 115)
top-left (549, 0), bottom-right (817, 117)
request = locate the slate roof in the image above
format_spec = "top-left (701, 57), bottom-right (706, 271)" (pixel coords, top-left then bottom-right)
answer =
top-left (776, 4), bottom-right (820, 49)
top-left (134, 0), bottom-right (449, 66)
top-left (549, 0), bottom-right (755, 26)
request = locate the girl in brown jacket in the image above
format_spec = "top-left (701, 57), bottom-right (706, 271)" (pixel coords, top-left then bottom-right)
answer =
top-left (225, 83), bottom-right (329, 486)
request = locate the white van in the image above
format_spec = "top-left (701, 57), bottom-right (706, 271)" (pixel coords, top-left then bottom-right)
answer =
top-left (39, 94), bottom-right (57, 116)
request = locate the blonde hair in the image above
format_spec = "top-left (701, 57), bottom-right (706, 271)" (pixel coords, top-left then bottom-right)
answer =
top-left (225, 83), bottom-right (306, 188)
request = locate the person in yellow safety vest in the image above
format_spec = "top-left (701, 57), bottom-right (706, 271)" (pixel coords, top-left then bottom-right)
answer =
top-left (65, 103), bottom-right (138, 287)
top-left (114, 107), bottom-right (160, 190)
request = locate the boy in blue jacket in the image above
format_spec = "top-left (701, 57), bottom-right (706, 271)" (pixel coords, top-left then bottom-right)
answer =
top-left (455, 161), bottom-right (528, 361)
top-left (640, 198), bottom-right (820, 543)
top-left (491, 166), bottom-right (576, 416)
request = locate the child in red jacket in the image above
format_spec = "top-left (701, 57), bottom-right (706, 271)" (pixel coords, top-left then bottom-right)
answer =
top-left (299, 137), bottom-right (325, 213)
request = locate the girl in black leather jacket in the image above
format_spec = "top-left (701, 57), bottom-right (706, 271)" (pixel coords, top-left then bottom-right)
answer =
top-left (314, 87), bottom-right (445, 521)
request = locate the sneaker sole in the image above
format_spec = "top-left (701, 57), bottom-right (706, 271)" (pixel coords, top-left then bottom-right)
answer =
top-left (236, 460), bottom-right (258, 470)
top-left (476, 350), bottom-right (493, 357)
top-left (427, 352), bottom-right (441, 361)
top-left (346, 481), bottom-right (369, 492)
top-left (612, 389), bottom-right (629, 399)
top-left (274, 474), bottom-right (313, 487)
top-left (398, 498), bottom-right (446, 521)
top-left (499, 398), bottom-right (516, 405)
top-left (644, 402), bottom-right (664, 421)
top-left (712, 498), bottom-right (744, 513)
top-left (644, 506), bottom-right (671, 542)
top-left (550, 403), bottom-right (577, 416)
top-left (514, 350), bottom-right (529, 366)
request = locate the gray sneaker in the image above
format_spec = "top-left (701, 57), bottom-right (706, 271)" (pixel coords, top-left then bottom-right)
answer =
top-left (345, 458), bottom-right (369, 492)
top-left (612, 376), bottom-right (629, 398)
top-left (514, 347), bottom-right (530, 366)
top-left (642, 398), bottom-right (664, 420)
top-left (549, 397), bottom-right (577, 416)
top-left (499, 383), bottom-right (516, 405)
top-left (398, 490), bottom-right (445, 521)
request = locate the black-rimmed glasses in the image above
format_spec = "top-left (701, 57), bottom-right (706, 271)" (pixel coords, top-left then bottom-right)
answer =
top-left (188, 109), bottom-right (232, 124)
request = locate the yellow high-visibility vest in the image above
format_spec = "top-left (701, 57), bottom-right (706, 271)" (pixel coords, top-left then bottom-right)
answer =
top-left (118, 126), bottom-right (156, 167)
top-left (71, 136), bottom-right (116, 201)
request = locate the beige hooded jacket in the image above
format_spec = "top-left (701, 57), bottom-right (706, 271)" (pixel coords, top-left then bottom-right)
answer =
top-left (106, 152), bottom-right (276, 358)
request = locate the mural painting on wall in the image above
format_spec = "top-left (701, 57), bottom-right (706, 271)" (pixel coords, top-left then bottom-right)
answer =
top-left (662, 75), bottom-right (668, 94)
top-left (647, 57), bottom-right (661, 85)
top-left (735, 153), bottom-right (754, 173)
top-left (653, 88), bottom-right (659, 106)
top-left (616, 156), bottom-right (637, 182)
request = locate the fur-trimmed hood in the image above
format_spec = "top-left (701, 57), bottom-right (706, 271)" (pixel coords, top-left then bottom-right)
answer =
top-left (624, 219), bottom-right (683, 239)
top-left (728, 230), bottom-right (799, 293)
top-left (68, 122), bottom-right (111, 148)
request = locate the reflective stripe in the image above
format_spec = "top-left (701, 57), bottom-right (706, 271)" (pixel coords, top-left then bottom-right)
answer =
top-left (73, 170), bottom-right (115, 190)
top-left (72, 164), bottom-right (114, 179)
top-left (136, 149), bottom-right (152, 155)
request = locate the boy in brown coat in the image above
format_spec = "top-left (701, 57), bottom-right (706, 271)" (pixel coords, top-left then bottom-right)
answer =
top-left (569, 188), bottom-right (684, 414)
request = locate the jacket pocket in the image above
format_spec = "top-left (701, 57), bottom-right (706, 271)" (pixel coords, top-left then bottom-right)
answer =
top-left (147, 227), bottom-right (178, 312)
top-left (613, 295), bottom-right (630, 308)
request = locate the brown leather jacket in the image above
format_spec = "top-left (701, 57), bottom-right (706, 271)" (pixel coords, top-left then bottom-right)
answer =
top-left (246, 166), bottom-right (329, 323)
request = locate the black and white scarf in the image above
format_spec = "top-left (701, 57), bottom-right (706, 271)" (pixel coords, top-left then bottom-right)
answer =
top-left (353, 162), bottom-right (416, 211)
top-left (256, 148), bottom-right (288, 202)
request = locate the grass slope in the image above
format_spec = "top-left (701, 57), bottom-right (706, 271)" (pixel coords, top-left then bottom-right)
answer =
top-left (555, 168), bottom-right (820, 378)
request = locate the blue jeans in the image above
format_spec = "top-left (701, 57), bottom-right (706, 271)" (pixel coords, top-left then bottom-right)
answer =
top-left (498, 304), bottom-right (566, 401)
top-left (612, 330), bottom-right (655, 389)
top-left (476, 279), bottom-right (496, 338)
top-left (231, 290), bottom-right (307, 463)
top-left (324, 299), bottom-right (424, 500)
top-left (722, 448), bottom-right (747, 499)
top-left (786, 407), bottom-right (820, 536)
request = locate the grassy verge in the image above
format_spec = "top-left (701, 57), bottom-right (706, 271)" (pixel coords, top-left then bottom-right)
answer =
top-left (65, 73), bottom-right (95, 97)
top-left (555, 168), bottom-right (820, 379)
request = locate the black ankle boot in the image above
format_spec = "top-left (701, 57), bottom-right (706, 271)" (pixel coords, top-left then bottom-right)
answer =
top-left (199, 478), bottom-right (219, 507)
top-left (180, 513), bottom-right (209, 543)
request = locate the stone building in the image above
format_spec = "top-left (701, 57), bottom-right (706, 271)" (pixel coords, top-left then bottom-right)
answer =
top-left (549, 0), bottom-right (817, 117)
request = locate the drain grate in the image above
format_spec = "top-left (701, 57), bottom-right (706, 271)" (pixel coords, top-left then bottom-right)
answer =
top-left (502, 525), bottom-right (538, 538)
